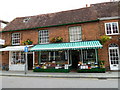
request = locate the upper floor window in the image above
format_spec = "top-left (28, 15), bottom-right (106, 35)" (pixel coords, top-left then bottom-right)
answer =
top-left (105, 22), bottom-right (119, 35)
top-left (39, 30), bottom-right (49, 44)
top-left (12, 33), bottom-right (21, 45)
top-left (69, 26), bottom-right (82, 42)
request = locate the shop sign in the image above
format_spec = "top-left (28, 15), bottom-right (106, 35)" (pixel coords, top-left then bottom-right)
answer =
top-left (0, 39), bottom-right (5, 45)
top-left (24, 46), bottom-right (28, 52)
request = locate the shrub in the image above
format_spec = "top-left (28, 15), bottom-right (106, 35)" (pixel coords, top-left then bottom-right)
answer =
top-left (77, 68), bottom-right (106, 73)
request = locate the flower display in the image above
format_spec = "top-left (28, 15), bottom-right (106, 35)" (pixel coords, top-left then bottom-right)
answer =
top-left (51, 36), bottom-right (63, 43)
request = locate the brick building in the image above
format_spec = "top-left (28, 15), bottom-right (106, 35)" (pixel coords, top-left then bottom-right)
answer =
top-left (0, 1), bottom-right (119, 71)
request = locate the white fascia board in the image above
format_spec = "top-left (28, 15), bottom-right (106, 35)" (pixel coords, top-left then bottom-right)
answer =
top-left (98, 16), bottom-right (120, 21)
top-left (0, 45), bottom-right (33, 51)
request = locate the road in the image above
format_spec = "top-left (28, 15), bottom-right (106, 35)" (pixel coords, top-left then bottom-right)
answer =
top-left (1, 76), bottom-right (119, 88)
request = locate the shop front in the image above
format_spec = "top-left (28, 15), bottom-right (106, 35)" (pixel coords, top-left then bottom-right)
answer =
top-left (31, 40), bottom-right (103, 72)
top-left (0, 45), bottom-right (34, 71)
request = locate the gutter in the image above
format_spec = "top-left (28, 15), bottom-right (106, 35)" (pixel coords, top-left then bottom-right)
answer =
top-left (0, 19), bottom-right (99, 33)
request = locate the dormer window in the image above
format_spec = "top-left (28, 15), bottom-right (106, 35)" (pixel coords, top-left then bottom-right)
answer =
top-left (23, 18), bottom-right (30, 23)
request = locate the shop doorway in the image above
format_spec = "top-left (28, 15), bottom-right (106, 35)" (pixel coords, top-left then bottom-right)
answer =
top-left (27, 54), bottom-right (33, 70)
top-left (71, 50), bottom-right (80, 69)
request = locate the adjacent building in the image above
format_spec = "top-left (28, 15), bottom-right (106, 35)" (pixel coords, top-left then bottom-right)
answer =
top-left (0, 1), bottom-right (119, 71)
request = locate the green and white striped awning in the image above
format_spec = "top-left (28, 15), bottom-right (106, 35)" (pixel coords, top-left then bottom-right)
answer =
top-left (30, 40), bottom-right (102, 51)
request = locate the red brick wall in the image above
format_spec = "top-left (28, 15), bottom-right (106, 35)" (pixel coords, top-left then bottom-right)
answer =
top-left (1, 20), bottom-right (120, 70)
top-left (1, 51), bottom-right (9, 65)
top-left (98, 19), bottom-right (120, 70)
top-left (2, 22), bottom-right (100, 45)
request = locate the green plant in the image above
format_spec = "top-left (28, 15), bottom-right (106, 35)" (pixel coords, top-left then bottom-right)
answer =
top-left (51, 36), bottom-right (63, 43)
top-left (77, 68), bottom-right (106, 73)
top-left (22, 39), bottom-right (33, 45)
top-left (98, 60), bottom-right (105, 68)
top-left (100, 35), bottom-right (111, 44)
top-left (33, 68), bottom-right (70, 73)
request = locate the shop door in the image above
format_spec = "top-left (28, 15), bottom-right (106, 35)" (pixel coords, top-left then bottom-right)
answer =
top-left (28, 54), bottom-right (33, 70)
top-left (71, 50), bottom-right (80, 69)
top-left (109, 47), bottom-right (120, 70)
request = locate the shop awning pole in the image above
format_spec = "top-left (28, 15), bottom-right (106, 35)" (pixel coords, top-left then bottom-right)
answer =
top-left (81, 49), bottom-right (83, 63)
top-left (67, 50), bottom-right (69, 64)
top-left (49, 52), bottom-right (51, 61)
top-left (95, 49), bottom-right (98, 63)
top-left (33, 52), bottom-right (35, 69)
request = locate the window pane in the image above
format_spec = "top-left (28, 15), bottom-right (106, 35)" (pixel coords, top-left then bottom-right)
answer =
top-left (41, 51), bottom-right (49, 62)
top-left (106, 23), bottom-right (112, 34)
top-left (112, 23), bottom-right (118, 33)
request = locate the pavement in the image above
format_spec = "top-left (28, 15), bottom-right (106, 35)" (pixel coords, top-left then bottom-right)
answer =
top-left (0, 70), bottom-right (119, 79)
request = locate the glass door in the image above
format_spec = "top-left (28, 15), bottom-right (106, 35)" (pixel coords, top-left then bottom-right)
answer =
top-left (109, 44), bottom-right (120, 70)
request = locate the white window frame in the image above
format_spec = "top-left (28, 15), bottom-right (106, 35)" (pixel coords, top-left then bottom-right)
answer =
top-left (69, 26), bottom-right (82, 42)
top-left (108, 43), bottom-right (120, 70)
top-left (12, 33), bottom-right (21, 45)
top-left (39, 30), bottom-right (49, 44)
top-left (105, 22), bottom-right (119, 35)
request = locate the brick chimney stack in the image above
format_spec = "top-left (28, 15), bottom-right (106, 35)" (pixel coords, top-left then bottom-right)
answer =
top-left (86, 4), bottom-right (88, 7)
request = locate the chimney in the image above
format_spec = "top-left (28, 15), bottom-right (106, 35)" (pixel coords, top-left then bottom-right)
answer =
top-left (86, 4), bottom-right (88, 7)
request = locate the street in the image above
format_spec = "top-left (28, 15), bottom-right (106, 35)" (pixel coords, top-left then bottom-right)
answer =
top-left (1, 76), bottom-right (118, 88)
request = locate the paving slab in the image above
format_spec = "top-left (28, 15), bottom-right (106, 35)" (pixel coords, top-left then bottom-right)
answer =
top-left (0, 70), bottom-right (119, 79)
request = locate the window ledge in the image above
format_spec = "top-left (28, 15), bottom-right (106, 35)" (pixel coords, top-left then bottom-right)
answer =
top-left (106, 33), bottom-right (120, 36)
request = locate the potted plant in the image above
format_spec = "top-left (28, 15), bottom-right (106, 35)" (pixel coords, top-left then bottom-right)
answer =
top-left (100, 35), bottom-right (111, 44)
top-left (22, 39), bottom-right (33, 45)
top-left (99, 60), bottom-right (105, 68)
top-left (51, 36), bottom-right (63, 43)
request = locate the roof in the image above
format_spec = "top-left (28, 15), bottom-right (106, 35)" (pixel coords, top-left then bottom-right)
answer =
top-left (2, 1), bottom-right (119, 32)
top-left (30, 40), bottom-right (102, 51)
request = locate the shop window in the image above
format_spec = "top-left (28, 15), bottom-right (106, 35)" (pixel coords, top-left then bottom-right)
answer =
top-left (11, 51), bottom-right (25, 64)
top-left (105, 22), bottom-right (119, 35)
top-left (69, 26), bottom-right (82, 42)
top-left (39, 30), bottom-right (49, 44)
top-left (41, 51), bottom-right (68, 63)
top-left (82, 49), bottom-right (96, 63)
top-left (12, 33), bottom-right (21, 45)
top-left (41, 51), bottom-right (49, 62)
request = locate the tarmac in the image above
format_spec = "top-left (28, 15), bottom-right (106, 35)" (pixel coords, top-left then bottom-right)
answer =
top-left (0, 70), bottom-right (119, 79)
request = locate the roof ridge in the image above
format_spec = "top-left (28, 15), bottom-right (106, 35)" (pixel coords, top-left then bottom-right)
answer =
top-left (14, 1), bottom-right (117, 19)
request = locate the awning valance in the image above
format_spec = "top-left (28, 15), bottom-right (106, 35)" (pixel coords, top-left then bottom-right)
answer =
top-left (30, 41), bottom-right (102, 51)
top-left (0, 45), bottom-right (33, 51)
